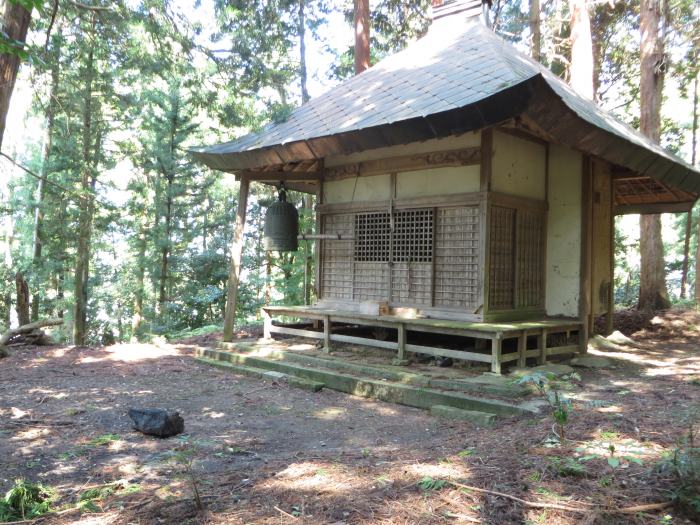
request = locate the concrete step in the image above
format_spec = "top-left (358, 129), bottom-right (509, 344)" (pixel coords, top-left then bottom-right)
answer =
top-left (195, 357), bottom-right (324, 392)
top-left (216, 341), bottom-right (525, 398)
top-left (197, 348), bottom-right (535, 417)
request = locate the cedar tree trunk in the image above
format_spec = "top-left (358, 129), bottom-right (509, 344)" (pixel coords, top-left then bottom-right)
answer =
top-left (354, 0), bottom-right (369, 74)
top-left (73, 27), bottom-right (97, 345)
top-left (569, 0), bottom-right (594, 99)
top-left (0, 0), bottom-right (32, 150)
top-left (15, 271), bottom-right (30, 326)
top-left (299, 0), bottom-right (310, 104)
top-left (637, 0), bottom-right (670, 311)
top-left (31, 34), bottom-right (61, 321)
top-left (529, 0), bottom-right (541, 62)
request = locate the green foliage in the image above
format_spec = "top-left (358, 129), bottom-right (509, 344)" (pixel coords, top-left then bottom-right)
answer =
top-left (658, 419), bottom-right (700, 518)
top-left (417, 477), bottom-right (448, 491)
top-left (332, 0), bottom-right (430, 80)
top-left (10, 0), bottom-right (45, 10)
top-left (516, 372), bottom-right (572, 441)
top-left (88, 433), bottom-right (120, 446)
top-left (164, 438), bottom-right (204, 511)
top-left (547, 456), bottom-right (587, 477)
top-left (0, 479), bottom-right (55, 521)
top-left (75, 481), bottom-right (140, 513)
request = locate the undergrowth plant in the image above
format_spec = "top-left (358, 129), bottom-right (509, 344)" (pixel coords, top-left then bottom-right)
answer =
top-left (0, 479), bottom-right (55, 521)
top-left (417, 477), bottom-right (448, 491)
top-left (658, 418), bottom-right (700, 518)
top-left (165, 438), bottom-right (204, 511)
top-left (516, 372), bottom-right (573, 441)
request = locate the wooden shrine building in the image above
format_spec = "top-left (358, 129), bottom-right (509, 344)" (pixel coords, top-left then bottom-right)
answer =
top-left (192, 1), bottom-right (700, 373)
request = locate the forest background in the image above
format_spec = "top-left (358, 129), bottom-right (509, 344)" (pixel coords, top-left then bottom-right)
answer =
top-left (0, 0), bottom-right (698, 345)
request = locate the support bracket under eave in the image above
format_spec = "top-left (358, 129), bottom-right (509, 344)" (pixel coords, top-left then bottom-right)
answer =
top-left (614, 200), bottom-right (696, 215)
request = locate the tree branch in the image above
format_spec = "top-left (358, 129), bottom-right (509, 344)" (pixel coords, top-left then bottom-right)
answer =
top-left (67, 0), bottom-right (111, 11)
top-left (44, 0), bottom-right (60, 51)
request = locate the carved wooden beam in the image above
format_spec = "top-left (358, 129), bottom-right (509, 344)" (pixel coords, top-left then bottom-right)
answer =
top-left (234, 172), bottom-right (322, 182)
top-left (323, 146), bottom-right (481, 181)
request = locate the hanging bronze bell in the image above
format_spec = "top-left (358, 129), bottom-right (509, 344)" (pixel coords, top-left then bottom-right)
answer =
top-left (263, 183), bottom-right (299, 252)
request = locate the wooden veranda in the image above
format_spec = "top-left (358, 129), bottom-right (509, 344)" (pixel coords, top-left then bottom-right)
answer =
top-left (263, 306), bottom-right (583, 374)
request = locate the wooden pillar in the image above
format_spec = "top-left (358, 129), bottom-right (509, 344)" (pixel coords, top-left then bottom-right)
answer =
top-left (323, 314), bottom-right (331, 353)
top-left (223, 177), bottom-right (250, 342)
top-left (490, 335), bottom-right (502, 374)
top-left (262, 308), bottom-right (272, 339)
top-left (578, 324), bottom-right (588, 356)
top-left (397, 323), bottom-right (406, 361)
top-left (538, 328), bottom-right (548, 365)
top-left (579, 156), bottom-right (593, 342)
top-left (606, 171), bottom-right (615, 336)
top-left (517, 330), bottom-right (527, 368)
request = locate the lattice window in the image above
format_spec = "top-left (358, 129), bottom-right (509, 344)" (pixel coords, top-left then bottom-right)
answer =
top-left (322, 205), bottom-right (484, 310)
top-left (354, 209), bottom-right (433, 263)
top-left (488, 206), bottom-right (516, 310)
top-left (434, 206), bottom-right (480, 309)
top-left (393, 209), bottom-right (434, 263)
top-left (517, 210), bottom-right (545, 308)
top-left (354, 212), bottom-right (390, 262)
top-left (320, 213), bottom-right (354, 299)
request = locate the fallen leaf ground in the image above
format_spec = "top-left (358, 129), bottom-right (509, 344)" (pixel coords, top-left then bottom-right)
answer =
top-left (1, 310), bottom-right (699, 524)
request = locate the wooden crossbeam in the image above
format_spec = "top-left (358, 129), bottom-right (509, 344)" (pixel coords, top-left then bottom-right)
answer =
top-left (323, 146), bottom-right (481, 181)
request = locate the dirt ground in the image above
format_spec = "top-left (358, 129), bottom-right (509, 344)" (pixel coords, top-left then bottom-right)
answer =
top-left (1, 310), bottom-right (699, 524)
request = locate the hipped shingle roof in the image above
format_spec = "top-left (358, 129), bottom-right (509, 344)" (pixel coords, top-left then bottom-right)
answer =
top-left (192, 18), bottom-right (700, 193)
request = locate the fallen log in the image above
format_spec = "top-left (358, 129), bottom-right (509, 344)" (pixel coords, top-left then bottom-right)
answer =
top-left (0, 318), bottom-right (64, 351)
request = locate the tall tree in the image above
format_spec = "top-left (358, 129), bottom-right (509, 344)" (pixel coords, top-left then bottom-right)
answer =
top-left (354, 0), bottom-right (370, 74)
top-left (30, 26), bottom-right (62, 321)
top-left (693, 76), bottom-right (699, 303)
top-left (569, 0), bottom-right (594, 99)
top-left (298, 0), bottom-right (310, 104)
top-left (637, 0), bottom-right (671, 311)
top-left (529, 0), bottom-right (541, 62)
top-left (0, 0), bottom-right (36, 150)
top-left (73, 16), bottom-right (98, 344)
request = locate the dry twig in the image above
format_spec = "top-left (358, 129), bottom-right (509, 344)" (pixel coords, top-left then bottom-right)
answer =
top-left (274, 505), bottom-right (299, 520)
top-left (447, 481), bottom-right (672, 516)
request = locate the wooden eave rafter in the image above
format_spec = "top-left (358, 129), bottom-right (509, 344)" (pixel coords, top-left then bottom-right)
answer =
top-left (232, 159), bottom-right (323, 194)
top-left (612, 169), bottom-right (698, 214)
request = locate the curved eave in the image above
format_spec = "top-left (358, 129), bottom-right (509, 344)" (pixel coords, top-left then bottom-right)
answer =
top-left (190, 79), bottom-right (536, 172)
top-left (522, 75), bottom-right (700, 195)
top-left (191, 74), bottom-right (700, 198)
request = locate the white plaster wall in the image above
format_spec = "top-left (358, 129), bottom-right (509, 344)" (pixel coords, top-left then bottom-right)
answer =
top-left (396, 165), bottom-right (480, 198)
top-left (546, 144), bottom-right (582, 318)
top-left (324, 174), bottom-right (392, 203)
top-left (492, 130), bottom-right (546, 200)
top-left (324, 132), bottom-right (481, 167)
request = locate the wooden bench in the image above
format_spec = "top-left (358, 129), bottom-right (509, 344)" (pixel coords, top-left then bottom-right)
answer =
top-left (261, 306), bottom-right (584, 374)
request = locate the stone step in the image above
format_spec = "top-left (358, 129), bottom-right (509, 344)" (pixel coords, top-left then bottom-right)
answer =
top-left (195, 357), bottom-right (324, 392)
top-left (215, 341), bottom-right (525, 398)
top-left (430, 405), bottom-right (496, 426)
top-left (197, 348), bottom-right (534, 417)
